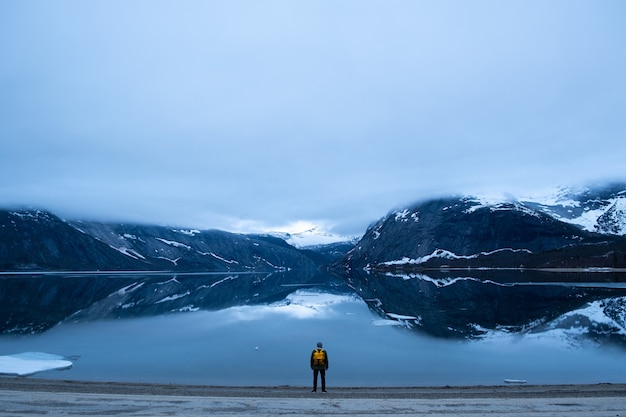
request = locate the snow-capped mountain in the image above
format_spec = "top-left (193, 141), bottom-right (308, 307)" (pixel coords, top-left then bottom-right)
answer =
top-left (338, 183), bottom-right (626, 272)
top-left (266, 225), bottom-right (359, 264)
top-left (3, 182), bottom-right (625, 272)
top-left (265, 223), bottom-right (359, 248)
top-left (519, 183), bottom-right (626, 236)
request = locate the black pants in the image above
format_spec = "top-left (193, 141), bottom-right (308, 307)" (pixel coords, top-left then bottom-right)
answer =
top-left (313, 369), bottom-right (326, 391)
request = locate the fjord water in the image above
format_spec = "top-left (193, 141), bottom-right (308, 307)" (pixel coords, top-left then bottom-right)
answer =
top-left (1, 271), bottom-right (626, 387)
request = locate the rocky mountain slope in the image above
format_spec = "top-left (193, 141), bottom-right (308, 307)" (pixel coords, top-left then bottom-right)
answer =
top-left (0, 210), bottom-right (331, 272)
top-left (338, 183), bottom-right (626, 271)
top-left (70, 221), bottom-right (320, 272)
top-left (520, 183), bottom-right (626, 235)
top-left (3, 183), bottom-right (626, 273)
top-left (0, 210), bottom-right (143, 271)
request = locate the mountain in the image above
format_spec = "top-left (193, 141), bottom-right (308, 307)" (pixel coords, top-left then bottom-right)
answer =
top-left (267, 225), bottom-right (358, 248)
top-left (0, 210), bottom-right (144, 271)
top-left (3, 182), bottom-right (625, 272)
top-left (0, 209), bottom-right (329, 272)
top-left (70, 221), bottom-right (321, 272)
top-left (337, 183), bottom-right (626, 272)
top-left (298, 241), bottom-right (360, 266)
top-left (519, 183), bottom-right (626, 235)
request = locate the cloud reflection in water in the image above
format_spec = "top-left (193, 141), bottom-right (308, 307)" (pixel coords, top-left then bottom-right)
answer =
top-left (213, 291), bottom-right (360, 322)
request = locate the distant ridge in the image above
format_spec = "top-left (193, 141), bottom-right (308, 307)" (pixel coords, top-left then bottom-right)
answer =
top-left (2, 182), bottom-right (626, 273)
top-left (0, 210), bottom-right (345, 272)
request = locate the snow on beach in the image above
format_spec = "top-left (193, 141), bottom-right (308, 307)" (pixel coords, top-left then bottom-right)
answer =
top-left (0, 352), bottom-right (73, 376)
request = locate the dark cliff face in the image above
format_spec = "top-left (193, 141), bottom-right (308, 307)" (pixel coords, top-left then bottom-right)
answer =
top-left (0, 210), bottom-right (144, 271)
top-left (339, 196), bottom-right (626, 271)
top-left (338, 198), bottom-right (604, 268)
top-left (0, 210), bottom-right (324, 272)
top-left (71, 222), bottom-right (321, 272)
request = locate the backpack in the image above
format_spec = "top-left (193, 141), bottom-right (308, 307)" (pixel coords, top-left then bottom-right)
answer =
top-left (312, 348), bottom-right (326, 366)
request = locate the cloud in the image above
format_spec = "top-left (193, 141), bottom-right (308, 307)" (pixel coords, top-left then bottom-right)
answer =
top-left (1, 1), bottom-right (625, 236)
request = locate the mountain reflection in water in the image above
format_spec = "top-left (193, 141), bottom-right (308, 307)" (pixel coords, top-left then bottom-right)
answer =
top-left (0, 271), bottom-right (348, 334)
top-left (2, 270), bottom-right (626, 344)
top-left (345, 270), bottom-right (626, 342)
top-left (2, 270), bottom-right (626, 386)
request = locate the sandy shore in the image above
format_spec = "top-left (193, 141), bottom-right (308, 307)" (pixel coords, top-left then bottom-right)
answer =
top-left (2, 378), bottom-right (626, 416)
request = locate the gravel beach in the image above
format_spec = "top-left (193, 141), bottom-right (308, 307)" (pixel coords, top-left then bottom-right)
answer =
top-left (2, 378), bottom-right (626, 416)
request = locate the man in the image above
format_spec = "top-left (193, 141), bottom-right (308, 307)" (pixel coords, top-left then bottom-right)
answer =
top-left (310, 342), bottom-right (328, 392)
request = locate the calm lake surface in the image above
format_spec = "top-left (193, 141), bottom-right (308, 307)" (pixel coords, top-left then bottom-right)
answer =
top-left (1, 270), bottom-right (626, 387)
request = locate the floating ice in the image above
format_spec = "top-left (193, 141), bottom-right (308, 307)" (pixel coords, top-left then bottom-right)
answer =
top-left (0, 352), bottom-right (73, 377)
top-left (504, 379), bottom-right (527, 384)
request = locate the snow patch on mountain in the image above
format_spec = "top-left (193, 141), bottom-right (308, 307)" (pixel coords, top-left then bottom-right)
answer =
top-left (394, 209), bottom-right (419, 222)
top-left (462, 196), bottom-right (542, 218)
top-left (560, 207), bottom-right (607, 232)
top-left (155, 238), bottom-right (192, 250)
top-left (462, 194), bottom-right (514, 213)
top-left (198, 251), bottom-right (239, 264)
top-left (122, 233), bottom-right (144, 242)
top-left (450, 184), bottom-right (626, 236)
top-left (596, 198), bottom-right (626, 235)
top-left (380, 248), bottom-right (533, 267)
top-left (173, 229), bottom-right (200, 236)
top-left (157, 256), bottom-right (182, 265)
top-left (254, 256), bottom-right (288, 271)
top-left (113, 247), bottom-right (146, 260)
top-left (518, 185), bottom-right (626, 236)
top-left (519, 185), bottom-right (588, 207)
top-left (8, 210), bottom-right (55, 222)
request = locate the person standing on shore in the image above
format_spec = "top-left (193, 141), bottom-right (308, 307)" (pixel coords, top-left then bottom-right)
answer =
top-left (310, 342), bottom-right (328, 392)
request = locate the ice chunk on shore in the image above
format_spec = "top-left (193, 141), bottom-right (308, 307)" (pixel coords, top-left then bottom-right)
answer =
top-left (0, 352), bottom-right (73, 376)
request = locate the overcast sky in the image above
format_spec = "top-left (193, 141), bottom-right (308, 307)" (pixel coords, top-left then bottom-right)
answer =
top-left (1, 1), bottom-right (625, 237)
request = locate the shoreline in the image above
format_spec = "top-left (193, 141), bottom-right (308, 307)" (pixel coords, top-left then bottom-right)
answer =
top-left (3, 378), bottom-right (626, 416)
top-left (2, 377), bottom-right (626, 399)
